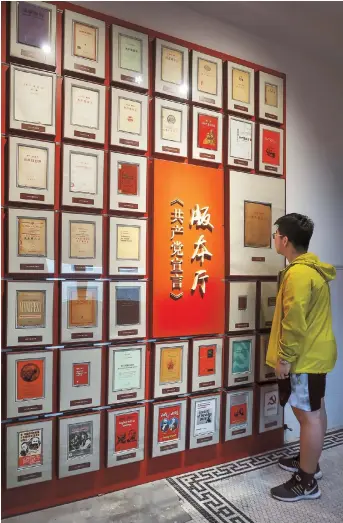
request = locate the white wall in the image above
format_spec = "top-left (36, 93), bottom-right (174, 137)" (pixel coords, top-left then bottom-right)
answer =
top-left (285, 268), bottom-right (343, 441)
top-left (78, 1), bottom-right (343, 432)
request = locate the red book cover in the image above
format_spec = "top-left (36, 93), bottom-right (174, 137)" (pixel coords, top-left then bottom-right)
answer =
top-left (17, 359), bottom-right (44, 400)
top-left (158, 405), bottom-right (180, 443)
top-left (115, 412), bottom-right (139, 452)
top-left (262, 129), bottom-right (280, 165)
top-left (18, 429), bottom-right (43, 468)
top-left (230, 403), bottom-right (247, 426)
top-left (73, 363), bottom-right (90, 386)
top-left (198, 345), bottom-right (216, 376)
top-left (118, 163), bottom-right (138, 196)
top-left (198, 114), bottom-right (218, 151)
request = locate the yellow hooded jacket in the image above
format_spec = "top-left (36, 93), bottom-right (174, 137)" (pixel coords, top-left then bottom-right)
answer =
top-left (266, 253), bottom-right (337, 374)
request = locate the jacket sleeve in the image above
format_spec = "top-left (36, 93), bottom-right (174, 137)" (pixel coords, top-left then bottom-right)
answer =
top-left (278, 269), bottom-right (311, 363)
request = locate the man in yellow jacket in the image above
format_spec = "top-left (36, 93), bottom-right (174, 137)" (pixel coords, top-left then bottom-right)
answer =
top-left (267, 213), bottom-right (337, 502)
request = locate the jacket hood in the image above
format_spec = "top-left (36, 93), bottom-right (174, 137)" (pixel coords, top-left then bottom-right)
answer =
top-left (287, 252), bottom-right (336, 282)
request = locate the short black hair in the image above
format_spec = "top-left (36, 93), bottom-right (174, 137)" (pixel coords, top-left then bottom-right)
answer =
top-left (274, 213), bottom-right (314, 251)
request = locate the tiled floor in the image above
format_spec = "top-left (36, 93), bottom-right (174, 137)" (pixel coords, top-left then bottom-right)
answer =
top-left (6, 429), bottom-right (343, 523)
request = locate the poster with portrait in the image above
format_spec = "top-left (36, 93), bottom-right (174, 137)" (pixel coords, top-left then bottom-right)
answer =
top-left (152, 400), bottom-right (186, 457)
top-left (6, 419), bottom-right (53, 488)
top-left (59, 413), bottom-right (100, 477)
top-left (189, 394), bottom-right (220, 449)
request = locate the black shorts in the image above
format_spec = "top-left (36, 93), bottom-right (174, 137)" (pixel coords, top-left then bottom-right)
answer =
top-left (278, 373), bottom-right (326, 412)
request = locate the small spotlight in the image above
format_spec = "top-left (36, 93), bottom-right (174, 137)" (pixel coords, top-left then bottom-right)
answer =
top-left (42, 44), bottom-right (51, 54)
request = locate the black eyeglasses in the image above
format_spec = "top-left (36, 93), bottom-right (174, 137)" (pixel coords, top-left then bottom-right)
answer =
top-left (272, 232), bottom-right (284, 239)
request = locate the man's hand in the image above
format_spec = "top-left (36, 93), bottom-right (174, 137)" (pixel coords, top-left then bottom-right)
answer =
top-left (275, 359), bottom-right (291, 379)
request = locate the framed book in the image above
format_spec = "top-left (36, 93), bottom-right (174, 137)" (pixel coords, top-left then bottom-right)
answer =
top-left (152, 399), bottom-right (187, 457)
top-left (191, 337), bottom-right (223, 392)
top-left (10, 1), bottom-right (57, 66)
top-left (6, 418), bottom-right (53, 489)
top-left (107, 405), bottom-right (145, 467)
top-left (109, 216), bottom-right (147, 276)
top-left (258, 334), bottom-right (275, 382)
top-left (61, 280), bottom-right (103, 343)
top-left (58, 412), bottom-right (100, 478)
top-left (112, 25), bottom-right (149, 89)
top-left (228, 281), bottom-right (256, 332)
top-left (154, 341), bottom-right (188, 398)
top-left (192, 51), bottom-right (222, 108)
top-left (61, 212), bottom-right (103, 275)
top-left (259, 72), bottom-right (284, 124)
top-left (8, 207), bottom-right (55, 275)
top-left (62, 144), bottom-right (104, 209)
top-left (229, 170), bottom-right (285, 276)
top-left (8, 136), bottom-right (55, 205)
top-left (111, 88), bottom-right (148, 151)
top-left (109, 281), bottom-right (146, 340)
top-left (108, 344), bottom-right (146, 404)
top-left (227, 61), bottom-right (254, 116)
top-left (259, 383), bottom-right (283, 433)
top-left (10, 64), bottom-right (56, 135)
top-left (155, 39), bottom-right (189, 99)
top-left (59, 347), bottom-right (102, 411)
top-left (6, 280), bottom-right (54, 347)
top-left (225, 388), bottom-right (253, 441)
top-left (64, 10), bottom-right (105, 78)
top-left (189, 393), bottom-right (220, 449)
top-left (192, 106), bottom-right (222, 163)
top-left (260, 281), bottom-right (277, 329)
top-left (227, 115), bottom-right (255, 169)
top-left (154, 97), bottom-right (188, 157)
top-left (6, 350), bottom-right (53, 418)
top-left (110, 152), bottom-right (147, 213)
top-left (259, 124), bottom-right (284, 176)
top-left (64, 76), bottom-right (106, 143)
top-left (227, 335), bottom-right (255, 387)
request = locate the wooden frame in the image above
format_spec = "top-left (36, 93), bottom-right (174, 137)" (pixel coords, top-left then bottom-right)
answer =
top-left (6, 280), bottom-right (54, 347)
top-left (227, 61), bottom-right (254, 116)
top-left (192, 50), bottom-right (223, 108)
top-left (64, 9), bottom-right (106, 78)
top-left (192, 106), bottom-right (223, 163)
top-left (259, 71), bottom-right (284, 124)
top-left (112, 25), bottom-right (149, 89)
top-left (154, 97), bottom-right (188, 157)
top-left (10, 64), bottom-right (56, 135)
top-left (8, 136), bottom-right (55, 205)
top-left (62, 144), bottom-right (104, 209)
top-left (155, 38), bottom-right (189, 99)
top-left (64, 76), bottom-right (106, 144)
top-left (10, 1), bottom-right (57, 67)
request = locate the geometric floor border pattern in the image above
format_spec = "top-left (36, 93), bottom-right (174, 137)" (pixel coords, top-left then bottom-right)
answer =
top-left (167, 429), bottom-right (343, 523)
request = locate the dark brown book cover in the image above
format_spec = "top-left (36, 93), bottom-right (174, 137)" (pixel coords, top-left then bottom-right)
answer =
top-left (116, 287), bottom-right (140, 326)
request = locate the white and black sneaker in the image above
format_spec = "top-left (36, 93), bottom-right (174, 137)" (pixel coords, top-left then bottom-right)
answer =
top-left (271, 473), bottom-right (321, 502)
top-left (278, 454), bottom-right (323, 480)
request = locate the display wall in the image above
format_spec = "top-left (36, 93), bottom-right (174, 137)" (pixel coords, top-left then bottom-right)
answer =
top-left (1, 1), bottom-right (286, 518)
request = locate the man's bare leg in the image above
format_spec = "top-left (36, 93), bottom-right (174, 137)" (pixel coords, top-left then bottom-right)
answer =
top-left (292, 399), bottom-right (326, 474)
